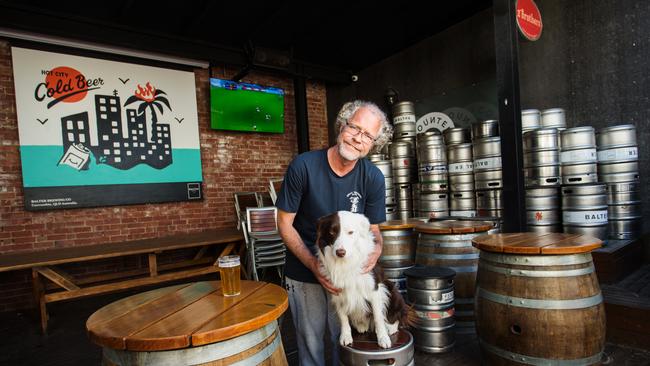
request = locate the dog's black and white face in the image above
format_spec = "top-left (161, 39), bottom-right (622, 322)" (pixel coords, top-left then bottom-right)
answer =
top-left (316, 210), bottom-right (374, 267)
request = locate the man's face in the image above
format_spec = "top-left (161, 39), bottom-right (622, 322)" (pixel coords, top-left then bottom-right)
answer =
top-left (337, 107), bottom-right (382, 161)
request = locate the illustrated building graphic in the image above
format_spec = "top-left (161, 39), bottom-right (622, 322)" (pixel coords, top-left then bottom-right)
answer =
top-left (59, 94), bottom-right (173, 170)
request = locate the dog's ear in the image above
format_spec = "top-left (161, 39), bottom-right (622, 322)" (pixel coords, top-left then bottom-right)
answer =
top-left (316, 212), bottom-right (340, 252)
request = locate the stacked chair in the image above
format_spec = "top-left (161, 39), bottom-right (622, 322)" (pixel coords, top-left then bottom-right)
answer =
top-left (233, 191), bottom-right (286, 284)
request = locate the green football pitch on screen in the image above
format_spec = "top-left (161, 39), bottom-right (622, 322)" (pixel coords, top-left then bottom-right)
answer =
top-left (210, 80), bottom-right (285, 133)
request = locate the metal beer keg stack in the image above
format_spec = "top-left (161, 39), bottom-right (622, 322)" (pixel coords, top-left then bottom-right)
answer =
top-left (521, 109), bottom-right (541, 133)
top-left (390, 102), bottom-right (418, 220)
top-left (445, 128), bottom-right (476, 217)
top-left (523, 128), bottom-right (562, 232)
top-left (391, 141), bottom-right (417, 220)
top-left (596, 125), bottom-right (641, 239)
top-left (372, 159), bottom-right (396, 220)
top-left (560, 127), bottom-right (607, 239)
top-left (416, 130), bottom-right (449, 219)
top-left (471, 120), bottom-right (503, 218)
top-left (404, 266), bottom-right (456, 353)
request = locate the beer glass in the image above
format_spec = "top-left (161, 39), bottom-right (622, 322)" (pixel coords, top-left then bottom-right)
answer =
top-left (218, 255), bottom-right (241, 296)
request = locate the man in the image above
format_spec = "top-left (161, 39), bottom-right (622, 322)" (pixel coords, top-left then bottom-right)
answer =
top-left (276, 100), bottom-right (392, 366)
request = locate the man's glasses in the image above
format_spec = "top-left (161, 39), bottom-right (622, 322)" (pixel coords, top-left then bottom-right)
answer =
top-left (344, 122), bottom-right (377, 144)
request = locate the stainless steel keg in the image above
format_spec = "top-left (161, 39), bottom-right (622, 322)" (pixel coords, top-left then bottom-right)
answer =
top-left (386, 205), bottom-right (398, 220)
top-left (476, 190), bottom-right (503, 218)
top-left (606, 182), bottom-right (641, 239)
top-left (392, 101), bottom-right (416, 124)
top-left (540, 108), bottom-right (566, 129)
top-left (404, 266), bottom-right (456, 354)
top-left (448, 173), bottom-right (475, 192)
top-left (417, 133), bottom-right (448, 192)
top-left (560, 127), bottom-right (598, 185)
top-left (444, 127), bottom-right (471, 146)
top-left (526, 187), bottom-right (562, 233)
top-left (597, 124), bottom-right (639, 183)
top-left (340, 329), bottom-right (415, 366)
top-left (384, 265), bottom-right (414, 298)
top-left (523, 128), bottom-right (561, 187)
top-left (521, 109), bottom-right (541, 132)
top-left (473, 137), bottom-right (503, 189)
top-left (561, 183), bottom-right (608, 239)
top-left (420, 192), bottom-right (449, 219)
top-left (471, 120), bottom-right (499, 140)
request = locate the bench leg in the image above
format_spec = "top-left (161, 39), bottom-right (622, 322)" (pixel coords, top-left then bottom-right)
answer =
top-left (32, 268), bottom-right (48, 334)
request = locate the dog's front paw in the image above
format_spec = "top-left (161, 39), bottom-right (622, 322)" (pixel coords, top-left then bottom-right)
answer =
top-left (377, 333), bottom-right (392, 349)
top-left (339, 331), bottom-right (353, 346)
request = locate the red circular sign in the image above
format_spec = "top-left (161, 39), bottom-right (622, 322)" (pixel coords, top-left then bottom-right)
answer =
top-left (516, 0), bottom-right (543, 41)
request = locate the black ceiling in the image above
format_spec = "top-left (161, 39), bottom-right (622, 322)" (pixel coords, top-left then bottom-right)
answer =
top-left (0, 0), bottom-right (492, 81)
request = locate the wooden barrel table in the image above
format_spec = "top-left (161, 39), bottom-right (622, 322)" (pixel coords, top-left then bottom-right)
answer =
top-left (414, 220), bottom-right (494, 333)
top-left (87, 280), bottom-right (288, 365)
top-left (472, 233), bottom-right (606, 365)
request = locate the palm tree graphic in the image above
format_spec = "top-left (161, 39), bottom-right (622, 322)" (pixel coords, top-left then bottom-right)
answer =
top-left (124, 82), bottom-right (171, 142)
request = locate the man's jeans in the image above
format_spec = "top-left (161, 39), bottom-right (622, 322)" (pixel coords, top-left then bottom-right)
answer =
top-left (285, 277), bottom-right (340, 366)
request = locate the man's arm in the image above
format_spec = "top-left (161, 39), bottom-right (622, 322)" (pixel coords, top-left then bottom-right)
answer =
top-left (277, 209), bottom-right (341, 294)
top-left (362, 224), bottom-right (383, 273)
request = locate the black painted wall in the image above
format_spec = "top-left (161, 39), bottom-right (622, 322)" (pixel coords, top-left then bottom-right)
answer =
top-left (326, 8), bottom-right (497, 137)
top-left (518, 0), bottom-right (650, 235)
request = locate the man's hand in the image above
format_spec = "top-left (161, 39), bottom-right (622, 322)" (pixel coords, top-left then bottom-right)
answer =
top-left (309, 256), bottom-right (342, 295)
top-left (362, 242), bottom-right (382, 273)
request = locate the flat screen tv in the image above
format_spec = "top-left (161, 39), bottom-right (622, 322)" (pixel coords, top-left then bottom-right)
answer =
top-left (210, 78), bottom-right (285, 133)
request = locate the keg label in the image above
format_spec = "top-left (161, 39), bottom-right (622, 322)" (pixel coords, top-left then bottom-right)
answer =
top-left (412, 308), bottom-right (455, 320)
top-left (563, 210), bottom-right (608, 224)
top-left (561, 148), bottom-right (597, 163)
top-left (473, 157), bottom-right (502, 170)
top-left (419, 164), bottom-right (447, 173)
top-left (449, 162), bottom-right (474, 173)
top-left (597, 147), bottom-right (638, 162)
top-left (393, 114), bottom-right (416, 124)
top-left (427, 290), bottom-right (455, 304)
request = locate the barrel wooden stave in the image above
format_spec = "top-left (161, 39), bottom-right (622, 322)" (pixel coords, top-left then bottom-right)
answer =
top-left (475, 253), bottom-right (606, 365)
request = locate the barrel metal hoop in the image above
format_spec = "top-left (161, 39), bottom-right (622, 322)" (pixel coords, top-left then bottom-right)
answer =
top-left (479, 251), bottom-right (593, 266)
top-left (380, 254), bottom-right (414, 260)
top-left (382, 231), bottom-right (414, 237)
top-left (479, 339), bottom-right (603, 366)
top-left (477, 287), bottom-right (603, 309)
top-left (420, 240), bottom-right (475, 248)
top-left (478, 262), bottom-right (595, 277)
top-left (417, 253), bottom-right (479, 260)
top-left (102, 322), bottom-right (278, 366)
top-left (420, 233), bottom-right (483, 241)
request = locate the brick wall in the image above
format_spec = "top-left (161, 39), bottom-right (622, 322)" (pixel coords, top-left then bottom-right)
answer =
top-left (0, 39), bottom-right (329, 312)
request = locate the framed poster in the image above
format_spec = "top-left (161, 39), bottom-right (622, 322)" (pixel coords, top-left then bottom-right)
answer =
top-left (11, 47), bottom-right (203, 210)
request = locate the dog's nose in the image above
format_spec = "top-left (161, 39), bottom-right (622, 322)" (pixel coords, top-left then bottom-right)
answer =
top-left (335, 249), bottom-right (346, 258)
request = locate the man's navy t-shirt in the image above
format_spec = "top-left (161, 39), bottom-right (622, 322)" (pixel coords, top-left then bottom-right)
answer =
top-left (276, 148), bottom-right (386, 283)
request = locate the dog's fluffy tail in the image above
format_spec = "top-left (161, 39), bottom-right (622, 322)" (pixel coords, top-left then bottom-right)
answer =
top-left (384, 280), bottom-right (411, 328)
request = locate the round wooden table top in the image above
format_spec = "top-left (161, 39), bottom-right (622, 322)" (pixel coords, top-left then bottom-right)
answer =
top-left (86, 280), bottom-right (288, 352)
top-left (472, 232), bottom-right (603, 254)
top-left (379, 217), bottom-right (429, 230)
top-left (415, 220), bottom-right (494, 234)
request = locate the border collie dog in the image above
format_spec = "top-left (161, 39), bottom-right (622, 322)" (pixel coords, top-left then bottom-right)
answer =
top-left (316, 211), bottom-right (408, 349)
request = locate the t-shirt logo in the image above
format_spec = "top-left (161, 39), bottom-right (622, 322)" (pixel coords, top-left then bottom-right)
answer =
top-left (347, 191), bottom-right (362, 213)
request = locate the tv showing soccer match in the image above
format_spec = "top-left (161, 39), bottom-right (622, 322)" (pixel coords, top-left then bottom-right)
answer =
top-left (209, 78), bottom-right (285, 133)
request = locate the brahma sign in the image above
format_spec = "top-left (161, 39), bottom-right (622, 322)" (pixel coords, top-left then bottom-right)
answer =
top-left (516, 0), bottom-right (543, 41)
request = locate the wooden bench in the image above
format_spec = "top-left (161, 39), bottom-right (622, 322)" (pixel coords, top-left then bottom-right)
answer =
top-left (0, 228), bottom-right (244, 334)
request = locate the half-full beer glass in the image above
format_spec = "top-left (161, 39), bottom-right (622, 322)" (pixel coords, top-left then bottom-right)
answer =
top-left (218, 255), bottom-right (241, 296)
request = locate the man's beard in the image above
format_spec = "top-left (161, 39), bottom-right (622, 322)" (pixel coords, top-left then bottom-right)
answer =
top-left (338, 141), bottom-right (366, 161)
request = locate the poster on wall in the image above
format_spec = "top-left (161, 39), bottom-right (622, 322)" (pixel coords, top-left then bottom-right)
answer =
top-left (11, 47), bottom-right (203, 211)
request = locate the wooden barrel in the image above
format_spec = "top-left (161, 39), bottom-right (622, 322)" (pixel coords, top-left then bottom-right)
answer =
top-left (379, 218), bottom-right (428, 268)
top-left (472, 233), bottom-right (606, 365)
top-left (102, 322), bottom-right (286, 366)
top-left (87, 281), bottom-right (288, 366)
top-left (340, 329), bottom-right (414, 366)
top-left (414, 220), bottom-right (493, 333)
